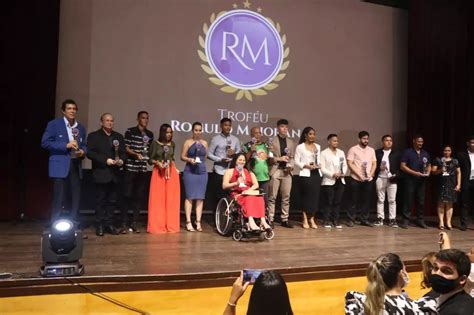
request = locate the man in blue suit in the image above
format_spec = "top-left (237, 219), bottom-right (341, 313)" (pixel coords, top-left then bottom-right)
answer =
top-left (41, 99), bottom-right (87, 223)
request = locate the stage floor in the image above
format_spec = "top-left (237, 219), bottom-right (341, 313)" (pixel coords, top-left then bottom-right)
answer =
top-left (1, 217), bottom-right (473, 296)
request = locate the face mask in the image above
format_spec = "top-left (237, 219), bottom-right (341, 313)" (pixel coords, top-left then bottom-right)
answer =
top-left (429, 274), bottom-right (459, 294)
top-left (401, 270), bottom-right (410, 288)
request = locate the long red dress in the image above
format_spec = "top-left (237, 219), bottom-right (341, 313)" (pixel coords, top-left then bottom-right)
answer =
top-left (229, 168), bottom-right (265, 218)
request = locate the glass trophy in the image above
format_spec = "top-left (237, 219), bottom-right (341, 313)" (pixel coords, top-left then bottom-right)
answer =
top-left (266, 138), bottom-right (274, 158)
top-left (112, 139), bottom-right (120, 162)
top-left (142, 135), bottom-right (150, 160)
top-left (361, 161), bottom-right (368, 180)
top-left (163, 145), bottom-right (169, 168)
top-left (195, 141), bottom-right (201, 163)
top-left (422, 157), bottom-right (429, 176)
top-left (237, 165), bottom-right (246, 187)
top-left (441, 157), bottom-right (449, 176)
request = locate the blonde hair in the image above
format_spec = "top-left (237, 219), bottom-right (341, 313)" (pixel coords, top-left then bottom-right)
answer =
top-left (364, 253), bottom-right (403, 315)
top-left (421, 252), bottom-right (436, 289)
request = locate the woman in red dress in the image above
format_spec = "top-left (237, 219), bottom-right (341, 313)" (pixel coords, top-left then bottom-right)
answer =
top-left (222, 153), bottom-right (272, 231)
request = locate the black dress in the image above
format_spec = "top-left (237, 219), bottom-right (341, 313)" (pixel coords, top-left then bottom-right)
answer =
top-left (434, 158), bottom-right (459, 203)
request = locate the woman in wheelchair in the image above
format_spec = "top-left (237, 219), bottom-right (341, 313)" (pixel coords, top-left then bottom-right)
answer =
top-left (222, 153), bottom-right (272, 232)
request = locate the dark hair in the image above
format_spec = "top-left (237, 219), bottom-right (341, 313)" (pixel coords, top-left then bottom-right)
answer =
top-left (220, 117), bottom-right (232, 125)
top-left (421, 252), bottom-right (436, 289)
top-left (327, 133), bottom-right (338, 140)
top-left (358, 131), bottom-right (369, 139)
top-left (441, 144), bottom-right (453, 155)
top-left (435, 249), bottom-right (471, 278)
top-left (413, 134), bottom-right (423, 140)
top-left (381, 134), bottom-right (392, 141)
top-left (136, 111), bottom-right (149, 118)
top-left (364, 253), bottom-right (404, 315)
top-left (61, 99), bottom-right (77, 111)
top-left (298, 127), bottom-right (315, 144)
top-left (158, 123), bottom-right (173, 142)
top-left (467, 135), bottom-right (474, 142)
top-left (192, 121), bottom-right (202, 130)
top-left (247, 271), bottom-right (293, 315)
top-left (229, 153), bottom-right (246, 169)
top-left (277, 119), bottom-right (288, 126)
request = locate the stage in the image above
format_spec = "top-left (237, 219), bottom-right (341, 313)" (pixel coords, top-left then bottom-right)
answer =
top-left (1, 217), bottom-right (473, 297)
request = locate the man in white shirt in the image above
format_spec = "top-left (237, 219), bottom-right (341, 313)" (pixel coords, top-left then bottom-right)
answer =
top-left (320, 134), bottom-right (347, 228)
top-left (374, 135), bottom-right (401, 228)
top-left (457, 135), bottom-right (474, 231)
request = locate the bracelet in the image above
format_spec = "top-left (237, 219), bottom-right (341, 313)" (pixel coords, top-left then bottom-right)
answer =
top-left (227, 301), bottom-right (237, 307)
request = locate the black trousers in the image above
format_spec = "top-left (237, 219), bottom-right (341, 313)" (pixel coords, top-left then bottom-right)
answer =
top-left (401, 177), bottom-right (426, 221)
top-left (322, 179), bottom-right (345, 222)
top-left (121, 171), bottom-right (149, 223)
top-left (95, 182), bottom-right (119, 226)
top-left (294, 171), bottom-right (321, 217)
top-left (51, 159), bottom-right (81, 223)
top-left (213, 172), bottom-right (226, 202)
top-left (258, 180), bottom-right (269, 208)
top-left (348, 179), bottom-right (371, 221)
top-left (460, 180), bottom-right (474, 226)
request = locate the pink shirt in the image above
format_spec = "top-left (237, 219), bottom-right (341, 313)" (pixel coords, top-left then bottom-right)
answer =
top-left (347, 144), bottom-right (376, 180)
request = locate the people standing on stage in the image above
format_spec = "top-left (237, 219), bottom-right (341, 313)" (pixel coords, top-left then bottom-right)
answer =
top-left (431, 145), bottom-right (461, 230)
top-left (293, 127), bottom-right (322, 229)
top-left (268, 119), bottom-right (295, 228)
top-left (41, 99), bottom-right (87, 224)
top-left (242, 127), bottom-right (271, 206)
top-left (121, 111), bottom-right (154, 234)
top-left (320, 134), bottom-right (347, 229)
top-left (181, 122), bottom-right (208, 232)
top-left (208, 118), bottom-right (241, 202)
top-left (346, 131), bottom-right (376, 227)
top-left (457, 135), bottom-right (474, 231)
top-left (147, 123), bottom-right (180, 234)
top-left (86, 113), bottom-right (127, 236)
top-left (374, 135), bottom-right (401, 228)
top-left (400, 134), bottom-right (431, 229)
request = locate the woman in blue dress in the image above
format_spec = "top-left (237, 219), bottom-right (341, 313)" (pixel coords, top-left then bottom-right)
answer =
top-left (180, 122), bottom-right (208, 232)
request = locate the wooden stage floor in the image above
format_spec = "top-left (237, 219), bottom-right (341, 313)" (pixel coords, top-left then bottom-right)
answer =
top-left (1, 217), bottom-right (473, 296)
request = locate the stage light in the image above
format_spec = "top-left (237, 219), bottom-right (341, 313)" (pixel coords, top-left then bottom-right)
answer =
top-left (40, 219), bottom-right (84, 277)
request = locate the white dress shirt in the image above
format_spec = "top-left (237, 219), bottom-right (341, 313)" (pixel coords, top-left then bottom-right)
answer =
top-left (320, 147), bottom-right (347, 186)
top-left (469, 150), bottom-right (474, 180)
top-left (379, 149), bottom-right (391, 178)
top-left (63, 116), bottom-right (78, 142)
top-left (293, 143), bottom-right (322, 177)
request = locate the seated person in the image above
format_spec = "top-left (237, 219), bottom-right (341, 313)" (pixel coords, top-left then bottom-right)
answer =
top-left (345, 253), bottom-right (437, 315)
top-left (222, 153), bottom-right (272, 231)
top-left (223, 270), bottom-right (293, 315)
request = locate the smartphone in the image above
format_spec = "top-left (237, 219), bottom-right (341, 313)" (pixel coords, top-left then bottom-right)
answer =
top-left (243, 269), bottom-right (263, 283)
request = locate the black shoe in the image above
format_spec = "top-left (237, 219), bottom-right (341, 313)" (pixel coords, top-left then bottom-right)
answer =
top-left (415, 220), bottom-right (428, 229)
top-left (400, 220), bottom-right (409, 229)
top-left (360, 220), bottom-right (374, 227)
top-left (460, 224), bottom-right (467, 231)
top-left (281, 221), bottom-right (294, 228)
top-left (333, 221), bottom-right (342, 229)
top-left (323, 221), bottom-right (332, 228)
top-left (119, 224), bottom-right (128, 234)
top-left (130, 222), bottom-right (140, 233)
top-left (96, 225), bottom-right (104, 236)
top-left (388, 219), bottom-right (398, 228)
top-left (105, 225), bottom-right (119, 235)
top-left (374, 218), bottom-right (384, 226)
top-left (347, 220), bottom-right (354, 227)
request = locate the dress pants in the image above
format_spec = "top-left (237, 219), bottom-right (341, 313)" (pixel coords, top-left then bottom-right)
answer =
top-left (460, 179), bottom-right (474, 227)
top-left (322, 179), bottom-right (345, 222)
top-left (122, 170), bottom-right (149, 224)
top-left (51, 159), bottom-right (81, 223)
top-left (267, 168), bottom-right (292, 222)
top-left (348, 179), bottom-right (371, 222)
top-left (401, 177), bottom-right (426, 221)
top-left (95, 182), bottom-right (119, 226)
top-left (376, 177), bottom-right (397, 220)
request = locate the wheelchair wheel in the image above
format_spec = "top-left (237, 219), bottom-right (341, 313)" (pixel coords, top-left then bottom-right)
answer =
top-left (264, 229), bottom-right (274, 240)
top-left (232, 230), bottom-right (243, 241)
top-left (215, 198), bottom-right (232, 236)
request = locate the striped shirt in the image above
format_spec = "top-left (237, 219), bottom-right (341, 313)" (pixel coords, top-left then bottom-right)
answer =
top-left (124, 126), bottom-right (154, 173)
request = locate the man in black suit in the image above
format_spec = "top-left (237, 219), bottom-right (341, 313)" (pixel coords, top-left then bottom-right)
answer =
top-left (457, 135), bottom-right (474, 231)
top-left (87, 113), bottom-right (127, 236)
top-left (431, 249), bottom-right (474, 315)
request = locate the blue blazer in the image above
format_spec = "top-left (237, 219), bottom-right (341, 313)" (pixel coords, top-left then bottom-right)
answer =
top-left (41, 117), bottom-right (87, 178)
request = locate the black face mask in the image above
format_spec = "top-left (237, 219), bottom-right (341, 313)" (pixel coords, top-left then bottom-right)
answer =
top-left (429, 274), bottom-right (459, 294)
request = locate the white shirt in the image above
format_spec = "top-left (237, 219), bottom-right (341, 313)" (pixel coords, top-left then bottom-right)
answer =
top-left (379, 149), bottom-right (391, 178)
top-left (63, 117), bottom-right (78, 142)
top-left (294, 143), bottom-right (322, 177)
top-left (320, 147), bottom-right (347, 186)
top-left (469, 150), bottom-right (474, 180)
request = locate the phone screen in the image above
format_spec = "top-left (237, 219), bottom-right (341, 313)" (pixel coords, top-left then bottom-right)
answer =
top-left (243, 269), bottom-right (262, 283)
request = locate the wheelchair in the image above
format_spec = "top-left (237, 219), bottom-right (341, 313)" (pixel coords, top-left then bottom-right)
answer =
top-left (215, 196), bottom-right (274, 241)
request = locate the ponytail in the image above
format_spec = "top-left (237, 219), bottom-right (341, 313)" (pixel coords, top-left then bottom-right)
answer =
top-left (364, 260), bottom-right (386, 315)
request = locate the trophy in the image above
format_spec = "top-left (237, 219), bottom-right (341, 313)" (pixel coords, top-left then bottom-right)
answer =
top-left (266, 138), bottom-right (274, 158)
top-left (112, 139), bottom-right (120, 162)
top-left (422, 157), bottom-right (429, 176)
top-left (441, 157), bottom-right (449, 176)
top-left (194, 141), bottom-right (202, 163)
top-left (237, 164), bottom-right (246, 187)
top-left (380, 160), bottom-right (388, 176)
top-left (163, 145), bottom-right (170, 168)
top-left (250, 137), bottom-right (257, 158)
top-left (71, 127), bottom-right (80, 155)
top-left (314, 148), bottom-right (319, 167)
top-left (361, 161), bottom-right (368, 180)
top-left (142, 135), bottom-right (150, 160)
top-left (339, 157), bottom-right (345, 175)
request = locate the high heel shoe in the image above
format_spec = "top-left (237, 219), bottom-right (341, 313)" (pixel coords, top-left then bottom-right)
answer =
top-left (186, 221), bottom-right (195, 232)
top-left (195, 220), bottom-right (202, 232)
